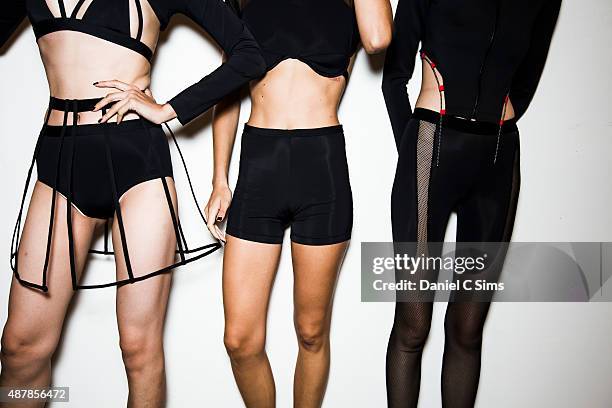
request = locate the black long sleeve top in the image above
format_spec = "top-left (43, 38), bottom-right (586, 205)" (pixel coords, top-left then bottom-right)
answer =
top-left (1, 0), bottom-right (266, 125)
top-left (382, 0), bottom-right (562, 148)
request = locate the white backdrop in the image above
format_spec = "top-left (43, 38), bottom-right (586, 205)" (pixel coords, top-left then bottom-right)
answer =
top-left (0, 0), bottom-right (611, 406)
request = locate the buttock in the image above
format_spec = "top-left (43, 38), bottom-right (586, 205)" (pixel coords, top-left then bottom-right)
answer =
top-left (36, 119), bottom-right (173, 219)
top-left (226, 125), bottom-right (353, 245)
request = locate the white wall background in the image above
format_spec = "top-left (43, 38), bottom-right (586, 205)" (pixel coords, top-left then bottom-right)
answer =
top-left (0, 0), bottom-right (611, 406)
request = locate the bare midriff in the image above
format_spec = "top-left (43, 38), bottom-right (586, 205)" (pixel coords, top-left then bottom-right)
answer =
top-left (247, 59), bottom-right (347, 130)
top-left (414, 59), bottom-right (516, 121)
top-left (37, 0), bottom-right (160, 126)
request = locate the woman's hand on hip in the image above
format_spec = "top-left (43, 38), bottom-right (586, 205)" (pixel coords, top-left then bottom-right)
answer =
top-left (93, 80), bottom-right (176, 124)
top-left (205, 183), bottom-right (232, 242)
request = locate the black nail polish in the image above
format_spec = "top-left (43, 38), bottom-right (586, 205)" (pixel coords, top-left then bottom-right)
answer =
top-left (93, 82), bottom-right (98, 85)
top-left (98, 119), bottom-right (102, 123)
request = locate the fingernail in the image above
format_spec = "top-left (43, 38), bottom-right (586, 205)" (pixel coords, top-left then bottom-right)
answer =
top-left (93, 82), bottom-right (98, 85)
top-left (216, 217), bottom-right (223, 222)
top-left (97, 118), bottom-right (101, 123)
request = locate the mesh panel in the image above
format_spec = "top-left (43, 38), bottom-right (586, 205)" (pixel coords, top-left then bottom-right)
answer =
top-left (416, 120), bottom-right (436, 245)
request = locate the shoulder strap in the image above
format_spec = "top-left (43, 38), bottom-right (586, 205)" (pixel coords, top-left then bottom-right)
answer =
top-left (58, 0), bottom-right (67, 17)
top-left (134, 0), bottom-right (144, 41)
top-left (70, 0), bottom-right (87, 18)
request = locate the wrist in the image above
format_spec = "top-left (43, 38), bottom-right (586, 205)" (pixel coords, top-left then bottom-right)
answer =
top-left (212, 176), bottom-right (229, 189)
top-left (160, 103), bottom-right (177, 123)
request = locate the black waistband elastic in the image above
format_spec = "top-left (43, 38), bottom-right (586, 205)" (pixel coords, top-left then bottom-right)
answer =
top-left (413, 108), bottom-right (518, 135)
top-left (49, 96), bottom-right (101, 112)
top-left (243, 124), bottom-right (344, 138)
top-left (43, 118), bottom-right (160, 137)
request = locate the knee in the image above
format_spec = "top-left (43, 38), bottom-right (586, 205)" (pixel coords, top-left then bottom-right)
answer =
top-left (295, 320), bottom-right (328, 353)
top-left (390, 319), bottom-right (431, 353)
top-left (1, 324), bottom-right (56, 368)
top-left (444, 318), bottom-right (484, 351)
top-left (224, 328), bottom-right (265, 365)
top-left (119, 327), bottom-right (162, 372)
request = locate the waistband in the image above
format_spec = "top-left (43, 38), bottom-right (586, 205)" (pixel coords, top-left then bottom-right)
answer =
top-left (43, 118), bottom-right (160, 137)
top-left (49, 96), bottom-right (102, 112)
top-left (244, 124), bottom-right (344, 138)
top-left (413, 108), bottom-right (518, 135)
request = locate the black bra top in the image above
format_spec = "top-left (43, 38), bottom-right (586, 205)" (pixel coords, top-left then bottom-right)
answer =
top-left (1, 0), bottom-right (266, 125)
top-left (382, 0), bottom-right (562, 146)
top-left (229, 0), bottom-right (359, 79)
top-left (27, 0), bottom-right (155, 61)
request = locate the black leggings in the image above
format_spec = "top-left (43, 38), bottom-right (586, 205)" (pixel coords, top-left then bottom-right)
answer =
top-left (387, 108), bottom-right (520, 407)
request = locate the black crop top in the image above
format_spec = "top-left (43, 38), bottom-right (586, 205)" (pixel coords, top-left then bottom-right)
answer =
top-left (229, 0), bottom-right (359, 79)
top-left (382, 0), bottom-right (562, 147)
top-left (0, 0), bottom-right (266, 125)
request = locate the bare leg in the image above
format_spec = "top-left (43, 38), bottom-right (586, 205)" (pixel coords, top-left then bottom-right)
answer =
top-left (292, 241), bottom-right (347, 408)
top-left (223, 235), bottom-right (281, 408)
top-left (0, 182), bottom-right (99, 408)
top-left (114, 179), bottom-right (175, 408)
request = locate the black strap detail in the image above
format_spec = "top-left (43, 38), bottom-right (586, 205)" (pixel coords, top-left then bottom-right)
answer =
top-left (11, 103), bottom-right (223, 292)
top-left (75, 243), bottom-right (221, 289)
top-left (134, 0), bottom-right (144, 42)
top-left (141, 118), bottom-right (187, 262)
top-left (70, 0), bottom-right (87, 19)
top-left (66, 100), bottom-right (79, 289)
top-left (50, 96), bottom-right (99, 112)
top-left (103, 130), bottom-right (135, 281)
top-left (164, 123), bottom-right (215, 229)
top-left (161, 177), bottom-right (186, 263)
top-left (103, 219), bottom-right (110, 253)
top-left (176, 219), bottom-right (190, 252)
top-left (58, 0), bottom-right (67, 18)
top-left (10, 108), bottom-right (52, 292)
top-left (42, 102), bottom-right (70, 290)
top-left (412, 108), bottom-right (518, 136)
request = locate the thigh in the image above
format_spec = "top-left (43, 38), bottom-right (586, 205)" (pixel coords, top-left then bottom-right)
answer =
top-left (454, 143), bottom-right (520, 301)
top-left (392, 119), bottom-right (454, 244)
top-left (291, 241), bottom-right (348, 327)
top-left (114, 178), bottom-right (176, 333)
top-left (223, 235), bottom-right (282, 339)
top-left (225, 130), bottom-right (288, 245)
top-left (6, 181), bottom-right (98, 346)
top-left (456, 142), bottom-right (520, 244)
top-left (113, 177), bottom-right (178, 282)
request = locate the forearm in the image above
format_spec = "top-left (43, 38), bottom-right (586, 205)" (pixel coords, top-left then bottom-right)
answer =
top-left (382, 72), bottom-right (412, 150)
top-left (355, 0), bottom-right (393, 54)
top-left (212, 92), bottom-right (241, 187)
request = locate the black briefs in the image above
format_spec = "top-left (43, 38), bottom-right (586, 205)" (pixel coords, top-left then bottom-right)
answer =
top-left (11, 97), bottom-right (221, 292)
top-left (226, 125), bottom-right (353, 245)
top-left (36, 114), bottom-right (172, 220)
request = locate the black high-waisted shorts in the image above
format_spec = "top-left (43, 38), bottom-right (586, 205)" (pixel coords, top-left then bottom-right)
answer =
top-left (226, 124), bottom-right (353, 245)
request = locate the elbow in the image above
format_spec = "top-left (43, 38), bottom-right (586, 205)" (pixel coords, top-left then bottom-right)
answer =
top-left (362, 30), bottom-right (392, 55)
top-left (251, 51), bottom-right (267, 78)
top-left (243, 42), bottom-right (267, 79)
top-left (235, 45), bottom-right (267, 80)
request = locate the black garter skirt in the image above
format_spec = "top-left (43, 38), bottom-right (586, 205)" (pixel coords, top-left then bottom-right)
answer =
top-left (10, 97), bottom-right (221, 292)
